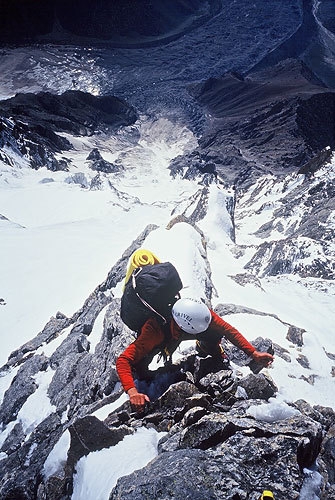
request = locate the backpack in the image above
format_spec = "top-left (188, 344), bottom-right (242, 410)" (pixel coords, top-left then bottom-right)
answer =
top-left (120, 262), bottom-right (183, 332)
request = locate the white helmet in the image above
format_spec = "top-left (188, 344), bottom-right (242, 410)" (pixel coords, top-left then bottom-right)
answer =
top-left (172, 298), bottom-right (211, 334)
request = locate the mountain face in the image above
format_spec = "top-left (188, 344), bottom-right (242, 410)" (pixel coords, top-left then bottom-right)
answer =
top-left (181, 60), bottom-right (335, 181)
top-left (0, 0), bottom-right (221, 46)
top-left (1, 0), bottom-right (335, 499)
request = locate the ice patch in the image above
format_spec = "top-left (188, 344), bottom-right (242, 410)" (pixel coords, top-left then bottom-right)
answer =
top-left (299, 468), bottom-right (323, 499)
top-left (17, 368), bottom-right (56, 437)
top-left (92, 392), bottom-right (128, 420)
top-left (246, 398), bottom-right (300, 422)
top-left (43, 430), bottom-right (71, 479)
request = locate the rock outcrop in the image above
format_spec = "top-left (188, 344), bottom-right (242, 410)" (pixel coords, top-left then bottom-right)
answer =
top-left (0, 90), bottom-right (138, 171)
top-left (171, 60), bottom-right (335, 186)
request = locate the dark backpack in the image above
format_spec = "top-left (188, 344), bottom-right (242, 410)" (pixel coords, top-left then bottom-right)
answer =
top-left (120, 262), bottom-right (183, 332)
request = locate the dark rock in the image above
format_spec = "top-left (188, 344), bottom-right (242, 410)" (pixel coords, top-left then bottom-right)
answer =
top-left (296, 95), bottom-right (335, 152)
top-left (142, 412), bottom-right (164, 426)
top-left (104, 410), bottom-right (131, 428)
top-left (179, 413), bottom-right (237, 450)
top-left (192, 354), bottom-right (232, 383)
top-left (184, 393), bottom-right (211, 410)
top-left (156, 381), bottom-right (199, 412)
top-left (2, 315), bottom-right (73, 370)
top-left (0, 91), bottom-right (138, 172)
top-left (229, 272), bottom-right (264, 289)
top-left (67, 416), bottom-right (132, 468)
top-left (198, 369), bottom-right (235, 397)
top-left (176, 399), bottom-right (322, 464)
top-left (90, 173), bottom-right (104, 190)
top-left (110, 433), bottom-right (306, 499)
top-left (39, 177), bottom-right (55, 184)
top-left (292, 400), bottom-right (335, 430)
top-left (37, 474), bottom-right (67, 500)
top-left (287, 325), bottom-right (305, 347)
top-left (87, 148), bottom-right (124, 173)
top-left (236, 373), bottom-right (278, 400)
top-left (296, 354), bottom-right (310, 369)
top-left (0, 91), bottom-right (138, 135)
top-left (298, 147), bottom-right (333, 176)
top-left (320, 424), bottom-right (335, 484)
top-left (86, 148), bottom-right (103, 162)
top-left (0, 355), bottom-right (48, 426)
top-left (182, 406), bottom-right (208, 426)
top-left (90, 158), bottom-right (122, 174)
top-left (0, 422), bottom-right (25, 454)
top-left (169, 151), bottom-right (218, 181)
top-left (0, 413), bottom-right (64, 500)
top-left (170, 390), bottom-right (213, 424)
top-left (246, 160), bottom-right (335, 255)
top-left (55, 312), bottom-right (67, 320)
top-left (65, 172), bottom-right (89, 188)
top-left (76, 335), bottom-right (90, 353)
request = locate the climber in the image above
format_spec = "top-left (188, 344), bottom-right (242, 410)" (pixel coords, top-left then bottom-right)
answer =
top-left (116, 298), bottom-right (274, 413)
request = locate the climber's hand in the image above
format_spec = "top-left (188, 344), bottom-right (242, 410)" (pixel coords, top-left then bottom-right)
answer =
top-left (252, 350), bottom-right (274, 367)
top-left (127, 387), bottom-right (150, 413)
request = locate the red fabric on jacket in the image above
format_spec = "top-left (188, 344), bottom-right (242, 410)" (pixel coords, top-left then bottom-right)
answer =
top-left (116, 317), bottom-right (165, 392)
top-left (116, 310), bottom-right (255, 393)
top-left (209, 311), bottom-right (256, 356)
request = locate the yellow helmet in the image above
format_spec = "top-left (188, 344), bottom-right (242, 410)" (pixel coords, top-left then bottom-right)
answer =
top-left (260, 491), bottom-right (274, 500)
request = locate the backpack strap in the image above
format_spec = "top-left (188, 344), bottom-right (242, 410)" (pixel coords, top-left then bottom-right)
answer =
top-left (156, 321), bottom-right (184, 365)
top-left (156, 323), bottom-right (175, 365)
top-left (132, 268), bottom-right (168, 325)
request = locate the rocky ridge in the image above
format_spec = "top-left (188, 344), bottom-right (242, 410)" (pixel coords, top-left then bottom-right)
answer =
top-left (0, 224), bottom-right (334, 499)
